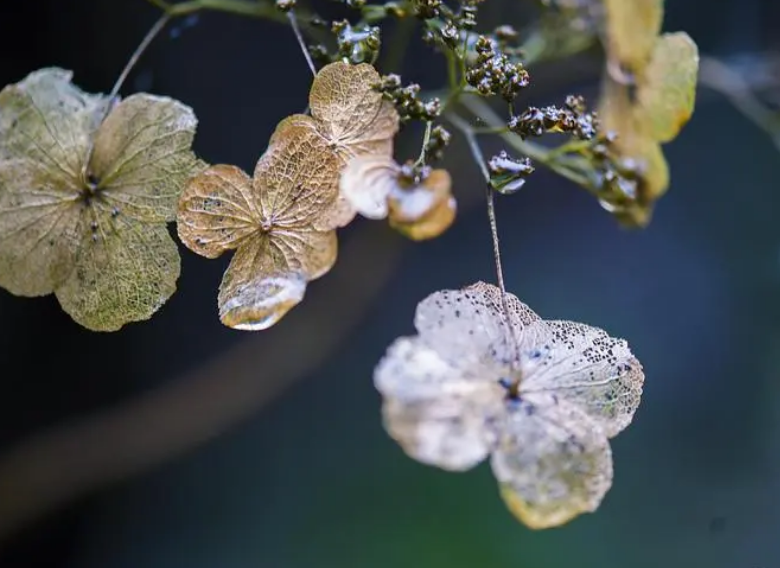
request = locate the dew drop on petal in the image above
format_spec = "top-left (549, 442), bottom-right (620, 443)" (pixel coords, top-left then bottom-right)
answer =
top-left (219, 273), bottom-right (307, 331)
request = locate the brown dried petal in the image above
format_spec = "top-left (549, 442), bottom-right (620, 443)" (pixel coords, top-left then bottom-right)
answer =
top-left (254, 119), bottom-right (344, 231)
top-left (492, 394), bottom-right (614, 529)
top-left (387, 169), bottom-right (451, 224)
top-left (389, 195), bottom-right (456, 241)
top-left (177, 164), bottom-right (259, 259)
top-left (308, 62), bottom-right (400, 160)
top-left (217, 228), bottom-right (337, 330)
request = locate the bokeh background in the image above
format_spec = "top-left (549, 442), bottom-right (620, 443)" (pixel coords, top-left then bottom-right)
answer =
top-left (1, 0), bottom-right (780, 567)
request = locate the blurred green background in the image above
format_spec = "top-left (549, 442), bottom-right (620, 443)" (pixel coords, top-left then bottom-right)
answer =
top-left (1, 0), bottom-right (780, 567)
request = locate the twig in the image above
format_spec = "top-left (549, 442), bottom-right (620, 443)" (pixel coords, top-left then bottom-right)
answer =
top-left (81, 11), bottom-right (171, 183)
top-left (699, 55), bottom-right (780, 152)
top-left (287, 10), bottom-right (316, 76)
top-left (446, 112), bottom-right (521, 366)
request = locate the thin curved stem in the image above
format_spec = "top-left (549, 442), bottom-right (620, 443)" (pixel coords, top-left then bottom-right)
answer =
top-left (288, 10), bottom-right (316, 76)
top-left (446, 112), bottom-right (520, 365)
top-left (81, 11), bottom-right (171, 184)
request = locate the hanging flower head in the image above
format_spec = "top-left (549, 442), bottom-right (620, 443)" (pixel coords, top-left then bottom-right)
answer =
top-left (374, 281), bottom-right (644, 529)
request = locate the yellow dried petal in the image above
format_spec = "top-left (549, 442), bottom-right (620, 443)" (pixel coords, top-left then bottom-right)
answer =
top-left (90, 93), bottom-right (202, 223)
top-left (219, 269), bottom-right (307, 331)
top-left (636, 32), bottom-right (700, 143)
top-left (602, 0), bottom-right (663, 76)
top-left (0, 159), bottom-right (83, 296)
top-left (387, 169), bottom-right (452, 224)
top-left (177, 164), bottom-right (259, 258)
top-left (390, 195), bottom-right (456, 241)
top-left (55, 211), bottom-right (180, 331)
top-left (492, 395), bottom-right (613, 529)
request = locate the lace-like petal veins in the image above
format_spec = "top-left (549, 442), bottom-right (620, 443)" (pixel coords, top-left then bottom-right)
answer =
top-left (637, 32), bottom-right (699, 143)
top-left (491, 394), bottom-right (613, 529)
top-left (0, 68), bottom-right (108, 171)
top-left (254, 122), bottom-right (343, 231)
top-left (0, 68), bottom-right (108, 296)
top-left (55, 210), bottom-right (180, 331)
top-left (414, 282), bottom-right (542, 365)
top-left (90, 93), bottom-right (201, 223)
top-left (389, 195), bottom-right (457, 242)
top-left (339, 155), bottom-right (399, 219)
top-left (602, 0), bottom-right (663, 77)
top-left (375, 337), bottom-right (503, 470)
top-left (520, 321), bottom-right (645, 438)
top-left (0, 159), bottom-right (83, 295)
top-left (217, 232), bottom-right (310, 330)
top-left (177, 164), bottom-right (259, 259)
top-left (308, 61), bottom-right (400, 159)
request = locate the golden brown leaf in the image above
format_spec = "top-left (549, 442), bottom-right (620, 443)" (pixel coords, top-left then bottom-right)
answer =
top-left (0, 68), bottom-right (201, 330)
top-left (387, 169), bottom-right (452, 224)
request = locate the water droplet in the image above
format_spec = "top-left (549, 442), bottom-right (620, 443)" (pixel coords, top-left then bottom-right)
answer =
top-left (220, 274), bottom-right (307, 331)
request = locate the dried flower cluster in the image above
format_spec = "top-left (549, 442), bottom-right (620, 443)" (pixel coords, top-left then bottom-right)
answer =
top-left (177, 61), bottom-right (400, 330)
top-left (374, 281), bottom-right (644, 528)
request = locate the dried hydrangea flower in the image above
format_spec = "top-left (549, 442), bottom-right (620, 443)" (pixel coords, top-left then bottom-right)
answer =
top-left (340, 155), bottom-right (456, 240)
top-left (601, 0), bottom-right (663, 80)
top-left (177, 121), bottom-right (341, 330)
top-left (374, 282), bottom-right (644, 529)
top-left (270, 61), bottom-right (400, 228)
top-left (0, 68), bottom-right (202, 331)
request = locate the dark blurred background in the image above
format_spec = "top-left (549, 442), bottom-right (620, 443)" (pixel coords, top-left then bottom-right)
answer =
top-left (1, 0), bottom-right (780, 566)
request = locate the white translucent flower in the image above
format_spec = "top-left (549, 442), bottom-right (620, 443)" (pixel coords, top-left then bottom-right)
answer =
top-left (374, 281), bottom-right (644, 529)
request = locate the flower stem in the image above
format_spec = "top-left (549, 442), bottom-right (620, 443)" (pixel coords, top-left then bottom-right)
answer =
top-left (287, 10), bottom-right (316, 76)
top-left (446, 112), bottom-right (520, 363)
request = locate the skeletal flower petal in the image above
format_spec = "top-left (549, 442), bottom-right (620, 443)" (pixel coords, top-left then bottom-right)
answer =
top-left (387, 169), bottom-right (452, 224)
top-left (308, 61), bottom-right (399, 159)
top-left (254, 119), bottom-right (343, 230)
top-left (0, 68), bottom-right (202, 330)
top-left (177, 164), bottom-right (260, 258)
top-left (413, 282), bottom-right (541, 366)
top-left (340, 155), bottom-right (398, 219)
top-left (90, 93), bottom-right (202, 223)
top-left (0, 159), bottom-right (83, 296)
top-left (375, 337), bottom-right (503, 470)
top-left (55, 211), bottom-right (180, 331)
top-left (521, 320), bottom-right (645, 438)
top-left (491, 394), bottom-right (614, 529)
